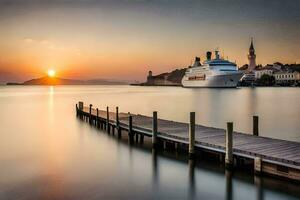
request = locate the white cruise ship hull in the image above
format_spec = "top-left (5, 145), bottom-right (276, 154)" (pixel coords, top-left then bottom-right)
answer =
top-left (182, 72), bottom-right (243, 88)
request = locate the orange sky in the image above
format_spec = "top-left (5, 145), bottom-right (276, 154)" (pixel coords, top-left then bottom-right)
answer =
top-left (0, 1), bottom-right (299, 83)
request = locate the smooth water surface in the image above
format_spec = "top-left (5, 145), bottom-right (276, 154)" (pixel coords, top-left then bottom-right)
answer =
top-left (0, 85), bottom-right (299, 200)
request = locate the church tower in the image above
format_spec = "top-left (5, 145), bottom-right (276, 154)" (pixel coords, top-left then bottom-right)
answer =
top-left (248, 38), bottom-right (256, 72)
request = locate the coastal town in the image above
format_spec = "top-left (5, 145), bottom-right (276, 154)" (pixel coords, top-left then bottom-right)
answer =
top-left (142, 40), bottom-right (300, 87)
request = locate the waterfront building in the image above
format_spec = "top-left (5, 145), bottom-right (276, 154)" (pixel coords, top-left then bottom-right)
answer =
top-left (248, 38), bottom-right (256, 72)
top-left (147, 70), bottom-right (154, 85)
top-left (240, 73), bottom-right (255, 83)
top-left (255, 68), bottom-right (273, 79)
top-left (240, 38), bottom-right (257, 85)
top-left (274, 71), bottom-right (300, 85)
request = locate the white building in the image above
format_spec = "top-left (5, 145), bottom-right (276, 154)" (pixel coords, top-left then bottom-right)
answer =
top-left (255, 69), bottom-right (273, 79)
top-left (274, 71), bottom-right (300, 83)
top-left (241, 72), bottom-right (255, 82)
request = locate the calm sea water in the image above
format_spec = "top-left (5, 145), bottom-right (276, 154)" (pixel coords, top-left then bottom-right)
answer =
top-left (0, 85), bottom-right (299, 200)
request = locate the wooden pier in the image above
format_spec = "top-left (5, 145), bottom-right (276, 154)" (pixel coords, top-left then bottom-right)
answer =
top-left (76, 102), bottom-right (300, 181)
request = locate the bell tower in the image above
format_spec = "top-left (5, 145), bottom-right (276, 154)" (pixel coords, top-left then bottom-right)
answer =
top-left (248, 38), bottom-right (256, 72)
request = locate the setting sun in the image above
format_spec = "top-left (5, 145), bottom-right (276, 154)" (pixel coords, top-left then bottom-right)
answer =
top-left (47, 69), bottom-right (56, 77)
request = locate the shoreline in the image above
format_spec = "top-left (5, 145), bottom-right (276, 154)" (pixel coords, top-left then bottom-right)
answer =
top-left (2, 83), bottom-right (300, 88)
top-left (131, 83), bottom-right (300, 88)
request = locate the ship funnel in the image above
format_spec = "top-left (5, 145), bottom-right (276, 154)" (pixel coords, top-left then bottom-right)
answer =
top-left (206, 51), bottom-right (212, 61)
top-left (215, 50), bottom-right (220, 59)
top-left (193, 57), bottom-right (201, 67)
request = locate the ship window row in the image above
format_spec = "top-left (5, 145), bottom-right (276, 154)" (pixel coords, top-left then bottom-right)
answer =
top-left (219, 69), bottom-right (237, 71)
top-left (188, 75), bottom-right (206, 80)
top-left (209, 64), bottom-right (236, 66)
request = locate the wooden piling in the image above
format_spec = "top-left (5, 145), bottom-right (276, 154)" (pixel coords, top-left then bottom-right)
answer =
top-left (225, 170), bottom-right (233, 200)
top-left (254, 157), bottom-right (262, 175)
top-left (225, 122), bottom-right (233, 168)
top-left (116, 106), bottom-right (119, 126)
top-left (219, 154), bottom-right (224, 162)
top-left (78, 101), bottom-right (84, 111)
top-left (76, 104), bottom-right (78, 116)
top-left (96, 108), bottom-right (99, 127)
top-left (135, 133), bottom-right (139, 143)
top-left (100, 120), bottom-right (103, 130)
top-left (254, 175), bottom-right (263, 200)
top-left (152, 111), bottom-right (158, 148)
top-left (163, 141), bottom-right (167, 150)
top-left (116, 107), bottom-right (121, 138)
top-left (118, 128), bottom-right (122, 139)
top-left (129, 115), bottom-right (134, 144)
top-left (189, 112), bottom-right (195, 159)
top-left (89, 104), bottom-right (92, 124)
top-left (253, 116), bottom-right (259, 136)
top-left (78, 102), bottom-right (83, 119)
top-left (188, 159), bottom-right (195, 198)
top-left (140, 134), bottom-right (144, 144)
top-left (106, 106), bottom-right (110, 133)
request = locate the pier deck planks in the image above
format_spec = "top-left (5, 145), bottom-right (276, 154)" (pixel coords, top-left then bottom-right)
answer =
top-left (84, 107), bottom-right (300, 169)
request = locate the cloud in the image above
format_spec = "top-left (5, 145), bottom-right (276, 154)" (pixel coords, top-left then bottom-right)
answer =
top-left (23, 37), bottom-right (51, 45)
top-left (22, 37), bottom-right (81, 55)
top-left (40, 39), bottom-right (51, 45)
top-left (23, 38), bottom-right (34, 43)
top-left (23, 37), bottom-right (56, 48)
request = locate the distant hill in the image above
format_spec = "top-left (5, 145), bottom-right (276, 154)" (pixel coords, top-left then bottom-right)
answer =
top-left (22, 77), bottom-right (84, 85)
top-left (166, 68), bottom-right (186, 83)
top-left (7, 76), bottom-right (129, 85)
top-left (141, 68), bottom-right (186, 86)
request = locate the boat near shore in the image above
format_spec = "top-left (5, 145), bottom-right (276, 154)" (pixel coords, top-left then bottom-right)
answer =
top-left (182, 51), bottom-right (243, 88)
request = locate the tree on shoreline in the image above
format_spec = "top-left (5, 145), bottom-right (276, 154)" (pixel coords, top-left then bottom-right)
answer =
top-left (256, 74), bottom-right (275, 86)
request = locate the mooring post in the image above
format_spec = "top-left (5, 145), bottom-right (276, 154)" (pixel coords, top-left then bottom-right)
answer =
top-left (152, 111), bottom-right (158, 148)
top-left (253, 116), bottom-right (259, 136)
top-left (188, 158), bottom-right (195, 198)
top-left (129, 115), bottom-right (134, 144)
top-left (189, 112), bottom-right (196, 159)
top-left (135, 133), bottom-right (139, 143)
top-left (96, 108), bottom-right (99, 127)
top-left (163, 141), bottom-right (167, 150)
top-left (254, 157), bottom-right (262, 175)
top-left (78, 101), bottom-right (83, 119)
top-left (89, 104), bottom-right (92, 124)
top-left (116, 106), bottom-right (119, 126)
top-left (116, 106), bottom-right (121, 138)
top-left (106, 106), bottom-right (110, 133)
top-left (76, 104), bottom-right (78, 116)
top-left (175, 143), bottom-right (178, 150)
top-left (225, 169), bottom-right (233, 200)
top-left (254, 175), bottom-right (263, 200)
top-left (225, 122), bottom-right (233, 169)
top-left (100, 119), bottom-right (103, 130)
top-left (140, 134), bottom-right (144, 144)
top-left (78, 101), bottom-right (84, 110)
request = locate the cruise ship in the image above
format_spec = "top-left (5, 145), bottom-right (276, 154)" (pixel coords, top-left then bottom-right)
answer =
top-left (182, 51), bottom-right (243, 88)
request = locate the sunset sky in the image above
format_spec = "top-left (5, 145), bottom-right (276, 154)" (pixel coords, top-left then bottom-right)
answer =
top-left (0, 0), bottom-right (299, 83)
